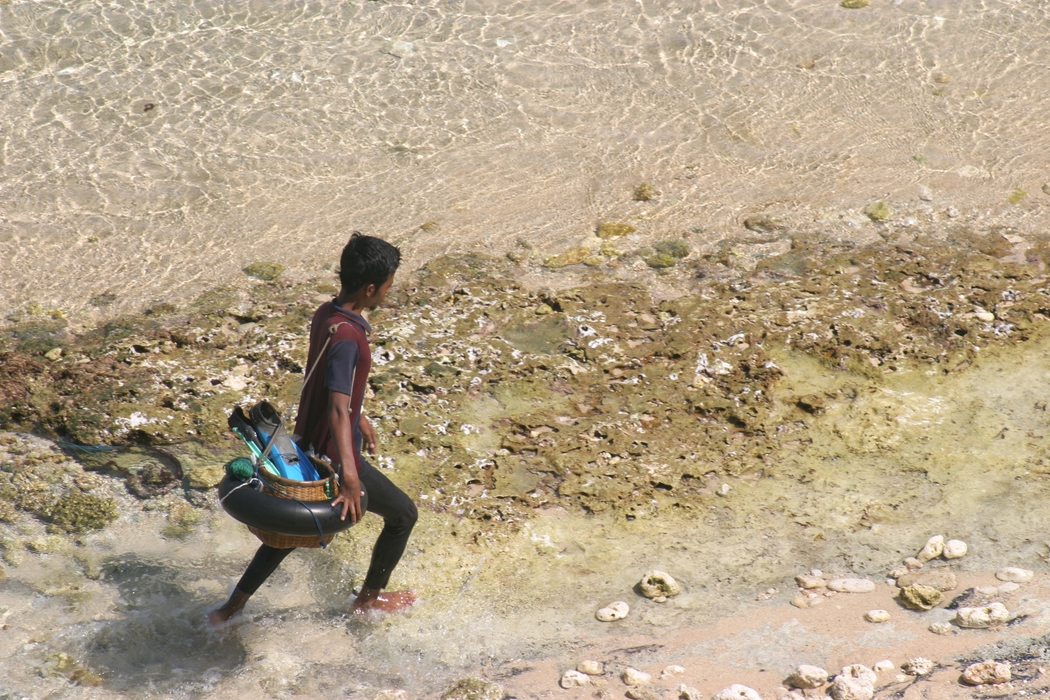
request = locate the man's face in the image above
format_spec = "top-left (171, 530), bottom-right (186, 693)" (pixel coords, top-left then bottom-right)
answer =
top-left (366, 274), bottom-right (395, 308)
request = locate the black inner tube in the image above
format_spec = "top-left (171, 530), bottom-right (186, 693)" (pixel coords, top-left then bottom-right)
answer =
top-left (218, 474), bottom-right (366, 537)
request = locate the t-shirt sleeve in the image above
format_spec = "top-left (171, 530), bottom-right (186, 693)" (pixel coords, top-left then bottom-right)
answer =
top-left (324, 339), bottom-right (359, 395)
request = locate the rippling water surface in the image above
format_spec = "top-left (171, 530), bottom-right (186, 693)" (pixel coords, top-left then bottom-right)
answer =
top-left (2, 0), bottom-right (1049, 317)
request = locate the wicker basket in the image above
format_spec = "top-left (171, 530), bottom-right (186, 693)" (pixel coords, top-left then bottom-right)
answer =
top-left (247, 455), bottom-right (341, 549)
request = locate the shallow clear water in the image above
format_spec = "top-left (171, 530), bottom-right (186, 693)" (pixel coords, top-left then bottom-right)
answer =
top-left (2, 0), bottom-right (1049, 318)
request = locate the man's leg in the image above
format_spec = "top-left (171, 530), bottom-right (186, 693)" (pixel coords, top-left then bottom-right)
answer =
top-left (352, 458), bottom-right (418, 613)
top-left (208, 544), bottom-right (295, 626)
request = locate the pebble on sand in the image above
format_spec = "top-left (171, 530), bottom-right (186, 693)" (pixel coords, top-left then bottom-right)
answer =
top-left (560, 670), bottom-right (590, 688)
top-left (902, 658), bottom-right (935, 676)
top-left (873, 660), bottom-right (894, 673)
top-left (943, 539), bottom-right (967, 559)
top-left (827, 578), bottom-right (876, 593)
top-left (712, 684), bottom-right (762, 700)
top-left (621, 667), bottom-right (651, 686)
top-left (928, 622), bottom-right (955, 635)
top-left (903, 557), bottom-right (924, 570)
top-left (897, 584), bottom-right (944, 610)
top-left (785, 664), bottom-right (830, 689)
top-left (865, 609), bottom-right (890, 623)
top-left (955, 602), bottom-right (1010, 628)
top-left (661, 665), bottom-right (685, 678)
top-left (961, 660), bottom-right (1012, 686)
top-left (916, 535), bottom-right (945, 562)
top-left (596, 601), bottom-right (629, 621)
top-left (577, 660), bottom-right (604, 675)
top-left (995, 567), bottom-right (1034, 583)
top-left (639, 570), bottom-right (681, 598)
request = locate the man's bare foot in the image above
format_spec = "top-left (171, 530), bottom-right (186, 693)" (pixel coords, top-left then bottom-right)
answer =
top-left (351, 586), bottom-right (416, 614)
top-left (206, 588), bottom-right (250, 629)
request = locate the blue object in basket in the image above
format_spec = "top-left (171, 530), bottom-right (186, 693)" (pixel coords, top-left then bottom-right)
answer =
top-left (253, 425), bottom-right (320, 481)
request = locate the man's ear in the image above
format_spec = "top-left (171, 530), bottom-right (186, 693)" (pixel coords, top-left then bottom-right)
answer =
top-left (364, 283), bottom-right (377, 298)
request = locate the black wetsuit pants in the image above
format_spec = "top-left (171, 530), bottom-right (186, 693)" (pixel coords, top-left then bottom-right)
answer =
top-left (234, 457), bottom-right (418, 595)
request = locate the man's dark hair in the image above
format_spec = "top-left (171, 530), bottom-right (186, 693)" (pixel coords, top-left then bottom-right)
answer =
top-left (339, 233), bottom-right (401, 293)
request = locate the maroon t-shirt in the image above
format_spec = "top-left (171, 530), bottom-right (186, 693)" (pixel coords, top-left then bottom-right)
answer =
top-left (294, 302), bottom-right (371, 468)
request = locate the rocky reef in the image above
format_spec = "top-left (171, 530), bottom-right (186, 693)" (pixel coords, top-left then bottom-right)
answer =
top-left (2, 230), bottom-right (1050, 535)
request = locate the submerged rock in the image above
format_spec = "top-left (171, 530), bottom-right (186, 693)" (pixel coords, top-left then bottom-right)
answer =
top-left (543, 247), bottom-right (590, 268)
top-left (995, 567), bottom-right (1034, 583)
top-left (596, 221), bottom-right (635, 239)
top-left (242, 261), bottom-right (284, 281)
top-left (440, 678), bottom-right (504, 700)
top-left (633, 183), bottom-right (659, 201)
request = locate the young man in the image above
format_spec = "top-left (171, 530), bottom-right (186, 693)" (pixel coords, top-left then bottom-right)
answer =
top-left (209, 234), bottom-right (417, 626)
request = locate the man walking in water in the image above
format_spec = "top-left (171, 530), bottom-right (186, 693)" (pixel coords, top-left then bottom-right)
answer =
top-left (209, 234), bottom-right (418, 626)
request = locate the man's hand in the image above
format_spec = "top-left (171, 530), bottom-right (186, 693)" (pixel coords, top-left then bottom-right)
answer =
top-left (331, 470), bottom-right (362, 523)
top-left (359, 414), bottom-right (377, 454)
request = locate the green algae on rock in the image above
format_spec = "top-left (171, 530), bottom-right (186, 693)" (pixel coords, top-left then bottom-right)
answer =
top-left (45, 492), bottom-right (118, 533)
top-left (633, 183), bottom-right (659, 202)
top-left (441, 678), bottom-right (505, 700)
top-left (543, 247), bottom-right (590, 268)
top-left (242, 261), bottom-right (284, 281)
top-left (863, 201), bottom-right (892, 222)
top-left (840, 0), bottom-right (868, 7)
top-left (596, 221), bottom-right (635, 239)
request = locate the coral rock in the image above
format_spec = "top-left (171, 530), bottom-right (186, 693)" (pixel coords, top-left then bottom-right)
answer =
top-left (621, 667), bottom-right (651, 686)
top-left (712, 684), bottom-right (762, 700)
top-left (596, 601), bottom-right (629, 621)
top-left (961, 660), bottom-right (1011, 686)
top-left (560, 670), bottom-right (590, 688)
top-left (865, 609), bottom-right (890, 623)
top-left (943, 539), bottom-right (967, 559)
top-left (785, 664), bottom-right (830, 689)
top-left (916, 535), bottom-right (945, 562)
top-left (955, 602), bottom-right (1010, 628)
top-left (902, 658), bottom-right (935, 676)
top-left (577, 660), bottom-right (603, 675)
top-left (898, 584), bottom-right (944, 610)
top-left (639, 570), bottom-right (681, 598)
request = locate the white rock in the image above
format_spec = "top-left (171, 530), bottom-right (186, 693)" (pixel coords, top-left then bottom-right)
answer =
top-left (596, 601), bottom-right (629, 621)
top-left (961, 660), bottom-right (1011, 686)
top-left (639, 570), bottom-right (681, 598)
top-left (838, 664), bottom-right (877, 687)
top-left (829, 676), bottom-right (873, 700)
top-left (785, 664), bottom-right (829, 689)
top-left (888, 566), bottom-right (909, 580)
top-left (383, 40), bottom-right (415, 58)
top-left (903, 557), bottom-right (924, 570)
top-left (902, 658), bottom-right (935, 676)
top-left (917, 535), bottom-right (945, 562)
top-left (955, 602), bottom-right (1010, 628)
top-left (712, 685), bottom-right (762, 700)
top-left (974, 310), bottom-right (996, 322)
top-left (998, 581), bottom-right (1020, 593)
top-left (996, 567), bottom-right (1034, 583)
top-left (661, 665), bottom-right (685, 678)
top-left (928, 622), bottom-right (955, 635)
top-left (621, 668), bottom-right (651, 686)
top-left (918, 184), bottom-right (934, 201)
top-left (943, 539), bottom-right (967, 559)
top-left (865, 609), bottom-right (890, 623)
top-left (560, 670), bottom-right (590, 688)
top-left (873, 660), bottom-right (894, 673)
top-left (675, 685), bottom-right (702, 700)
top-left (811, 568), bottom-right (823, 577)
top-left (827, 578), bottom-right (876, 593)
top-left (975, 586), bottom-right (1000, 596)
top-left (577, 660), bottom-right (604, 675)
top-left (796, 573), bottom-right (826, 589)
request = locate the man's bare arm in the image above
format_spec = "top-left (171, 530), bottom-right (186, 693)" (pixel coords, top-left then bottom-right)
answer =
top-left (328, 390), bottom-right (362, 523)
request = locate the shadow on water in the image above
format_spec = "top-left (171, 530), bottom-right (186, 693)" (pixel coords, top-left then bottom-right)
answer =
top-left (81, 556), bottom-right (247, 695)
